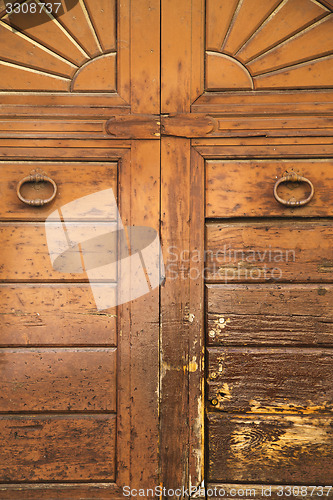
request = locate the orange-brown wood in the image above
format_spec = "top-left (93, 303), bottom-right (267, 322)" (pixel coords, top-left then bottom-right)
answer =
top-left (0, 222), bottom-right (118, 282)
top-left (0, 161), bottom-right (117, 220)
top-left (1, 0), bottom-right (333, 496)
top-left (0, 348), bottom-right (116, 411)
top-left (206, 159), bottom-right (333, 218)
top-left (0, 284), bottom-right (117, 346)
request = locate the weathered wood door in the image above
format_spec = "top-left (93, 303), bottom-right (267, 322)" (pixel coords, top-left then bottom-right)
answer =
top-left (1, 0), bottom-right (333, 499)
top-left (0, 1), bottom-right (161, 498)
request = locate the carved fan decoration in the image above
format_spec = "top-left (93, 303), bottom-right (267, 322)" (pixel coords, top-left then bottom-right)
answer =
top-left (0, 0), bottom-right (116, 91)
top-left (206, 0), bottom-right (333, 90)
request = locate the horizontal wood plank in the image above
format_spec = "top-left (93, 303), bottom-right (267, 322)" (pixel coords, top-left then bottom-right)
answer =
top-left (206, 160), bottom-right (333, 218)
top-left (0, 415), bottom-right (116, 482)
top-left (205, 221), bottom-right (333, 283)
top-left (208, 414), bottom-right (333, 484)
top-left (0, 162), bottom-right (117, 221)
top-left (0, 349), bottom-right (116, 412)
top-left (0, 484), bottom-right (123, 500)
top-left (207, 347), bottom-right (333, 413)
top-left (0, 284), bottom-right (117, 346)
top-left (0, 223), bottom-right (118, 282)
top-left (206, 484), bottom-right (333, 500)
top-left (206, 284), bottom-right (333, 346)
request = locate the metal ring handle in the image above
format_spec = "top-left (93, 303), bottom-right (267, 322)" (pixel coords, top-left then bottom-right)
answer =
top-left (273, 172), bottom-right (314, 207)
top-left (17, 171), bottom-right (57, 207)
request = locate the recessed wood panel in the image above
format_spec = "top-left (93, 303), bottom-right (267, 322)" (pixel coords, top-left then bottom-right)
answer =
top-left (0, 162), bottom-right (117, 221)
top-left (204, 0), bottom-right (332, 91)
top-left (0, 223), bottom-right (118, 282)
top-left (205, 221), bottom-right (333, 283)
top-left (0, 348), bottom-right (116, 412)
top-left (206, 284), bottom-right (333, 346)
top-left (0, 284), bottom-right (117, 346)
top-left (206, 160), bottom-right (333, 218)
top-left (0, 415), bottom-right (116, 482)
top-left (208, 414), bottom-right (333, 484)
top-left (207, 347), bottom-right (333, 413)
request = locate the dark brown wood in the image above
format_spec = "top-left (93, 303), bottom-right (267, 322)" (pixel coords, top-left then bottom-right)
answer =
top-left (208, 413), bottom-right (333, 484)
top-left (206, 159), bottom-right (333, 218)
top-left (206, 284), bottom-right (333, 346)
top-left (207, 347), bottom-right (333, 413)
top-left (0, 348), bottom-right (116, 411)
top-left (0, 284), bottom-right (117, 346)
top-left (160, 137), bottom-right (191, 491)
top-left (205, 221), bottom-right (333, 283)
top-left (0, 415), bottom-right (116, 482)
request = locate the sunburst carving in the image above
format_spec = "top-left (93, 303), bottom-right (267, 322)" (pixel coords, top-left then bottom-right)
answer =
top-left (0, 0), bottom-right (116, 92)
top-left (206, 0), bottom-right (333, 90)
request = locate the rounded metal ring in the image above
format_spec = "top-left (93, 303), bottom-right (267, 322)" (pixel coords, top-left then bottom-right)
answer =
top-left (273, 172), bottom-right (314, 207)
top-left (17, 171), bottom-right (57, 207)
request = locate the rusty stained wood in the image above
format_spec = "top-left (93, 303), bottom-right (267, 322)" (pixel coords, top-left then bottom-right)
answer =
top-left (0, 415), bottom-right (116, 482)
top-left (207, 413), bottom-right (333, 484)
top-left (205, 221), bottom-right (333, 283)
top-left (206, 284), bottom-right (333, 346)
top-left (207, 347), bottom-right (333, 414)
top-left (206, 159), bottom-right (333, 218)
top-left (0, 284), bottom-right (117, 346)
top-left (0, 348), bottom-right (116, 412)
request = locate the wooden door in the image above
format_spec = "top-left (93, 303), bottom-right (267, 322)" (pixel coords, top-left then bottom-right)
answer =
top-left (1, 1), bottom-right (333, 499)
top-left (0, 1), bottom-right (161, 498)
top-left (159, 0), bottom-right (333, 497)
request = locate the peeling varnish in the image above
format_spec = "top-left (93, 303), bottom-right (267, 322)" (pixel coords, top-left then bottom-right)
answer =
top-left (249, 399), bottom-right (331, 415)
top-left (230, 417), bottom-right (331, 464)
top-left (209, 315), bottom-right (231, 339)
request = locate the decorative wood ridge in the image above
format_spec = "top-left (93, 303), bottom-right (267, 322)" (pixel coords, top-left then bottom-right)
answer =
top-left (105, 113), bottom-right (333, 139)
top-left (105, 114), bottom-right (217, 139)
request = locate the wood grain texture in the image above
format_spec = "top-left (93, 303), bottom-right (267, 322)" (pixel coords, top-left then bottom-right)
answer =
top-left (206, 484), bottom-right (333, 500)
top-left (0, 415), bottom-right (116, 482)
top-left (205, 221), bottom-right (333, 283)
top-left (207, 347), bottom-right (333, 414)
top-left (208, 414), bottom-right (333, 484)
top-left (0, 162), bottom-right (117, 221)
top-left (0, 484), bottom-right (123, 500)
top-left (0, 284), bottom-right (117, 346)
top-left (0, 223), bottom-right (118, 282)
top-left (0, 348), bottom-right (116, 412)
top-left (206, 159), bottom-right (333, 218)
top-left (160, 138), bottom-right (191, 491)
top-left (206, 284), bottom-right (333, 346)
top-left (116, 141), bottom-right (160, 489)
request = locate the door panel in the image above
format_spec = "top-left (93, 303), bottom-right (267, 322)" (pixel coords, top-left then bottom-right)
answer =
top-left (0, 415), bottom-right (116, 482)
top-left (0, 0), bottom-right (333, 497)
top-left (206, 284), bottom-right (333, 346)
top-left (0, 1), bottom-right (160, 497)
